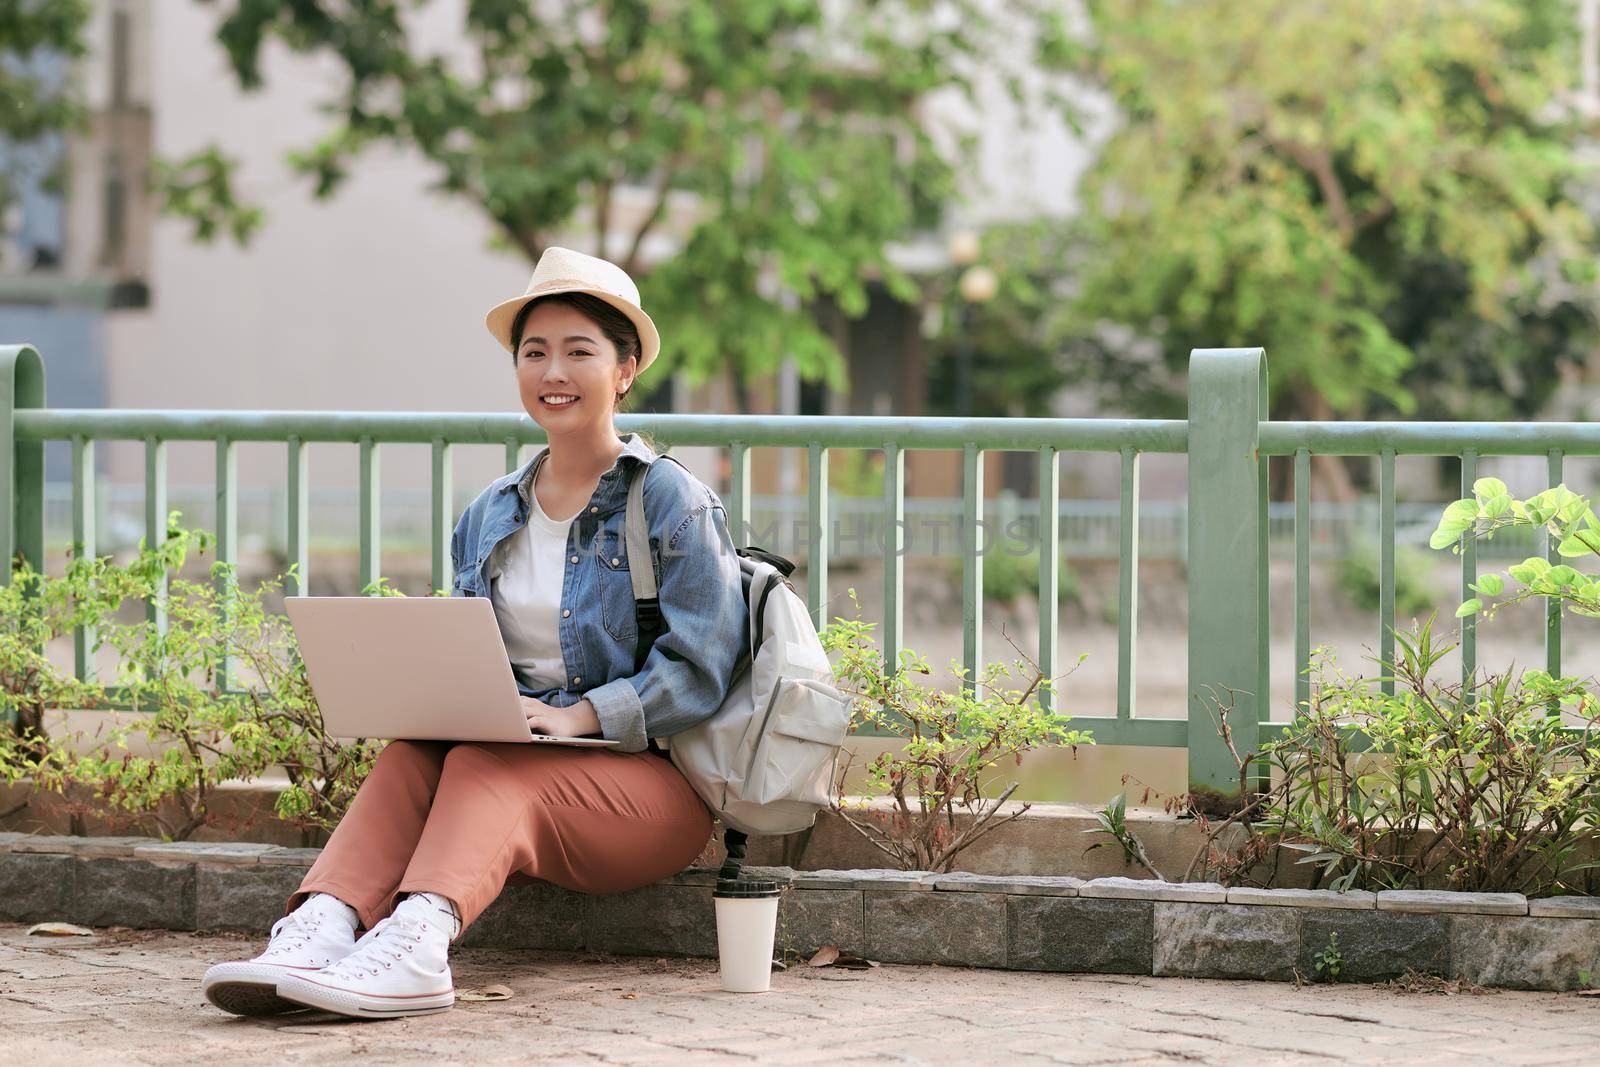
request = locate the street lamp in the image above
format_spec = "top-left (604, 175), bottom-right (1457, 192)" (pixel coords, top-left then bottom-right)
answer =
top-left (947, 240), bottom-right (997, 418)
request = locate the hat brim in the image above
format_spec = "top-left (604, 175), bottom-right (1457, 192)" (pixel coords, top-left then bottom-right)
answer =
top-left (485, 286), bottom-right (660, 374)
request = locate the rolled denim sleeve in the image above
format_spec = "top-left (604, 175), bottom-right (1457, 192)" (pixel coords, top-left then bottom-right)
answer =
top-left (585, 497), bottom-right (748, 752)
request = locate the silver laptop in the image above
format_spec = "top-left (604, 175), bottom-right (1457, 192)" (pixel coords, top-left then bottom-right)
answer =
top-left (284, 596), bottom-right (620, 747)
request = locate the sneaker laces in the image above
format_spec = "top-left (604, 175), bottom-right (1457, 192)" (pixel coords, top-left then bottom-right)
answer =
top-left (319, 909), bottom-right (433, 981)
top-left (259, 907), bottom-right (325, 961)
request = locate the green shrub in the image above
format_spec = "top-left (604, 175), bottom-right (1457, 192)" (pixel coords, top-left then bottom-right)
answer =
top-left (1335, 539), bottom-right (1438, 620)
top-left (947, 546), bottom-right (1080, 607)
top-left (819, 587), bottom-right (1092, 872)
top-left (1, 524), bottom-right (383, 841)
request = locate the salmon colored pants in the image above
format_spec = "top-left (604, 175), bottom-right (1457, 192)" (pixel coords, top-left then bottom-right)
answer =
top-left (284, 739), bottom-right (713, 942)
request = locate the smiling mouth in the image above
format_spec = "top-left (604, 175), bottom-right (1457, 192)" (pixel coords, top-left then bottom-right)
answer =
top-left (541, 394), bottom-right (580, 406)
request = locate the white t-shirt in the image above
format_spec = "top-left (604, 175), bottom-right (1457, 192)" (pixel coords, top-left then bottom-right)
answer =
top-left (487, 469), bottom-right (576, 691)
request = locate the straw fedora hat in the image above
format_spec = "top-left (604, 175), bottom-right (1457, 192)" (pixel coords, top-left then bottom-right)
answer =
top-left (484, 246), bottom-right (661, 373)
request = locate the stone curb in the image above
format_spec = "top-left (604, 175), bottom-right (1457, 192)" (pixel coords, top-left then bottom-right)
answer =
top-left (2, 833), bottom-right (1597, 990)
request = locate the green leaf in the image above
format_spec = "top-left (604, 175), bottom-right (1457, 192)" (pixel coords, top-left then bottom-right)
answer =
top-left (1472, 477), bottom-right (1508, 504)
top-left (1455, 598), bottom-right (1483, 617)
top-left (1474, 574), bottom-right (1504, 597)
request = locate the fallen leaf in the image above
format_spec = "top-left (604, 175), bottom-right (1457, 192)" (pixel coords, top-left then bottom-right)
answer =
top-left (457, 983), bottom-right (513, 1002)
top-left (831, 953), bottom-right (879, 970)
top-left (807, 946), bottom-right (841, 968)
top-left (619, 993), bottom-right (637, 1000)
top-left (26, 922), bottom-right (95, 937)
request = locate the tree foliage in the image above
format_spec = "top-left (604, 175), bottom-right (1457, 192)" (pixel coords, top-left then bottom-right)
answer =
top-left (1060, 0), bottom-right (1600, 427)
top-left (0, 0), bottom-right (91, 266)
top-left (179, 0), bottom-right (1082, 401)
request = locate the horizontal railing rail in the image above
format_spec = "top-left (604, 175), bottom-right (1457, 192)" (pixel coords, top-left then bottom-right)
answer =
top-left (2, 343), bottom-right (1587, 796)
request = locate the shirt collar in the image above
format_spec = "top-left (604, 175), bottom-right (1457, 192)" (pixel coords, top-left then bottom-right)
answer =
top-left (496, 431), bottom-right (659, 507)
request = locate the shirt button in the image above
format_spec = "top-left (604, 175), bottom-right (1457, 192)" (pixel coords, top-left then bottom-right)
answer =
top-left (569, 555), bottom-right (578, 564)
top-left (562, 609), bottom-right (571, 617)
top-left (572, 676), bottom-right (581, 684)
top-left (611, 557), bottom-right (620, 565)
top-left (589, 506), bottom-right (598, 513)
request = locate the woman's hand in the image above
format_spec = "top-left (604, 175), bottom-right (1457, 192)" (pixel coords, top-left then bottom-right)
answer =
top-left (520, 696), bottom-right (603, 739)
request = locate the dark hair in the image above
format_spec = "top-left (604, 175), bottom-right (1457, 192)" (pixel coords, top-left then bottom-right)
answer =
top-left (510, 292), bottom-right (642, 409)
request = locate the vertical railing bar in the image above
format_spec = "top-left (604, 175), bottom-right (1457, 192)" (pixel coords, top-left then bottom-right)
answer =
top-left (1546, 448), bottom-right (1564, 700)
top-left (1460, 447), bottom-right (1478, 695)
top-left (505, 435), bottom-right (521, 475)
top-left (286, 435), bottom-right (309, 596)
top-left (728, 441), bottom-right (751, 550)
top-left (1379, 448), bottom-right (1396, 696)
top-left (71, 435), bottom-right (95, 682)
top-left (1116, 446), bottom-right (1140, 721)
top-left (431, 437), bottom-right (453, 594)
top-left (215, 435), bottom-right (238, 689)
top-left (144, 436), bottom-right (167, 631)
top-left (962, 442), bottom-right (984, 701)
top-left (359, 436), bottom-right (380, 593)
top-left (806, 442), bottom-right (829, 632)
top-left (884, 442), bottom-right (905, 678)
top-left (1294, 448), bottom-right (1310, 718)
top-left (1037, 445), bottom-right (1059, 715)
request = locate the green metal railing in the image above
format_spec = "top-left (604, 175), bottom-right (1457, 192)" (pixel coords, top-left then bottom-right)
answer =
top-left (7, 342), bottom-right (1597, 795)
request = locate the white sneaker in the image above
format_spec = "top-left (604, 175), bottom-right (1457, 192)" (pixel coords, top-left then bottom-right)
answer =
top-left (274, 897), bottom-right (454, 1019)
top-left (202, 894), bottom-right (360, 1016)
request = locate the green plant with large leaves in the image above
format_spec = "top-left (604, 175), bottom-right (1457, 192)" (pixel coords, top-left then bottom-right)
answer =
top-left (1430, 477), bottom-right (1600, 621)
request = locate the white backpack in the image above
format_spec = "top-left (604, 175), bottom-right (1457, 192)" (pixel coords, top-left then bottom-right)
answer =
top-left (624, 460), bottom-right (854, 855)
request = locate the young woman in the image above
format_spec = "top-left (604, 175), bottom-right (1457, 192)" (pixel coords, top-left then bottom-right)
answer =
top-left (201, 247), bottom-right (749, 1020)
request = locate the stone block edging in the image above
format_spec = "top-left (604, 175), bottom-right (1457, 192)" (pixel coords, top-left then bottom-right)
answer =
top-left (1, 832), bottom-right (1596, 991)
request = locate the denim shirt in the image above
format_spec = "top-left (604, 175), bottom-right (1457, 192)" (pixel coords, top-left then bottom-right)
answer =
top-left (449, 431), bottom-right (750, 753)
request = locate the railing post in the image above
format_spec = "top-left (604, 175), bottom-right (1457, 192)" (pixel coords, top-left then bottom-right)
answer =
top-left (2, 343), bottom-right (46, 582)
top-left (1186, 347), bottom-right (1267, 804)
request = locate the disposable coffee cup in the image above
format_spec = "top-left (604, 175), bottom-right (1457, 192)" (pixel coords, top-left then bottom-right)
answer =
top-left (712, 878), bottom-right (781, 993)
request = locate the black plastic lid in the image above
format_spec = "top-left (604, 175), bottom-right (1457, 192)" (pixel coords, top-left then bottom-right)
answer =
top-left (714, 878), bottom-right (781, 899)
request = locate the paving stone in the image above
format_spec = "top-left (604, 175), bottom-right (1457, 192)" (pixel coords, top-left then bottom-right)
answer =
top-left (1298, 910), bottom-right (1450, 982)
top-left (1007, 896), bottom-right (1153, 974)
top-left (0, 852), bottom-right (73, 923)
top-left (1527, 896), bottom-right (1600, 919)
top-left (667, 865), bottom-right (795, 887)
top-left (931, 872), bottom-right (1083, 896)
top-left (865, 889), bottom-right (1006, 967)
top-left (72, 857), bottom-right (196, 930)
top-left (778, 888), bottom-right (865, 957)
top-left (458, 881), bottom-right (586, 950)
top-left (799, 868), bottom-right (936, 891)
top-left (1452, 915), bottom-right (1600, 991)
top-left (585, 883), bottom-right (717, 958)
top-left (1226, 886), bottom-right (1376, 910)
top-left (255, 847), bottom-right (324, 868)
top-left (1079, 876), bottom-right (1228, 903)
top-left (131, 841), bottom-right (280, 865)
top-left (1154, 902), bottom-right (1299, 981)
top-left (1376, 889), bottom-right (1527, 916)
top-left (195, 863), bottom-right (309, 932)
top-left (9, 834), bottom-right (155, 857)
top-left (789, 869), bottom-right (860, 890)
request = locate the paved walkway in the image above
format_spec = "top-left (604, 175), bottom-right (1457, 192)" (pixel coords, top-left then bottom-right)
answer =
top-left (3, 923), bottom-right (1598, 1065)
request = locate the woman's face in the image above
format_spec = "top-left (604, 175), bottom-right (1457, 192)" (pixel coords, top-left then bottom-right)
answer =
top-left (514, 302), bottom-right (636, 435)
